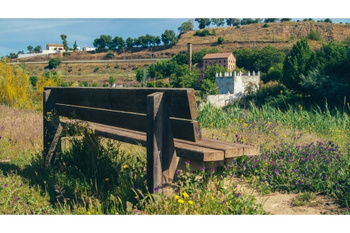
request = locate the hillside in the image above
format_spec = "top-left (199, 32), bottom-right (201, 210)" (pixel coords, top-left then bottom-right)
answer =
top-left (14, 21), bottom-right (350, 86)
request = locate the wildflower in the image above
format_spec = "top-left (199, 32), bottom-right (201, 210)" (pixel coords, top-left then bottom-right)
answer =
top-left (154, 187), bottom-right (159, 192)
top-left (4, 184), bottom-right (7, 188)
top-left (188, 200), bottom-right (193, 205)
top-left (175, 195), bottom-right (180, 200)
top-left (175, 189), bottom-right (180, 193)
top-left (211, 196), bottom-right (214, 200)
top-left (87, 211), bottom-right (91, 215)
top-left (222, 200), bottom-right (226, 204)
top-left (186, 160), bottom-right (190, 164)
top-left (201, 166), bottom-right (205, 171)
top-left (104, 178), bottom-right (109, 181)
top-left (237, 193), bottom-right (241, 197)
top-left (178, 199), bottom-right (184, 204)
top-left (123, 164), bottom-right (128, 169)
top-left (183, 192), bottom-right (189, 198)
top-left (176, 170), bottom-right (181, 175)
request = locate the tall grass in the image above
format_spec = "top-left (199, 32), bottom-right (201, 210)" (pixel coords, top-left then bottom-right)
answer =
top-left (198, 102), bottom-right (350, 151)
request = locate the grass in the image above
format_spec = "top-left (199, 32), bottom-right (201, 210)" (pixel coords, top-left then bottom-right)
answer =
top-left (1, 100), bottom-right (350, 215)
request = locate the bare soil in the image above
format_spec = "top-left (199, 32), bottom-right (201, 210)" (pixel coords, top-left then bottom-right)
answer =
top-left (231, 178), bottom-right (341, 215)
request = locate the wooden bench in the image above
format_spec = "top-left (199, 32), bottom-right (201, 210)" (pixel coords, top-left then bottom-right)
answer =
top-left (43, 87), bottom-right (259, 193)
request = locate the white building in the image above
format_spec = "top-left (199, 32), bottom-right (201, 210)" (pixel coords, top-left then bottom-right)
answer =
top-left (207, 71), bottom-right (260, 107)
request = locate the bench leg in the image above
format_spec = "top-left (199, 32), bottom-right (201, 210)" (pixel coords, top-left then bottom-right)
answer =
top-left (43, 89), bottom-right (61, 168)
top-left (147, 92), bottom-right (179, 194)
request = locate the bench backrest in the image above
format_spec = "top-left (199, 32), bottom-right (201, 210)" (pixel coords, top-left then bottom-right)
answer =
top-left (44, 87), bottom-right (202, 142)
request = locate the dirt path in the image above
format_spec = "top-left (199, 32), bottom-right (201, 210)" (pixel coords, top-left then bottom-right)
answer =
top-left (232, 178), bottom-right (339, 215)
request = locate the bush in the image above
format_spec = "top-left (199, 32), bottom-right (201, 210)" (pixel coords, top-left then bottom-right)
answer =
top-left (48, 58), bottom-right (61, 69)
top-left (93, 67), bottom-right (99, 73)
top-left (194, 29), bottom-right (210, 37)
top-left (30, 76), bottom-right (38, 87)
top-left (263, 23), bottom-right (270, 28)
top-left (308, 30), bottom-right (321, 41)
top-left (217, 37), bottom-right (224, 45)
top-left (108, 76), bottom-right (116, 86)
top-left (106, 50), bottom-right (114, 59)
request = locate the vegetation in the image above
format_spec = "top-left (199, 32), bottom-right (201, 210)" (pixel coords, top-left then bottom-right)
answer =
top-left (2, 23), bottom-right (350, 216)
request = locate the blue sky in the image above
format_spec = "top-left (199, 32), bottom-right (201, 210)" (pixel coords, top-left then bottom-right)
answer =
top-left (0, 18), bottom-right (191, 56)
top-left (1, 1), bottom-right (349, 57)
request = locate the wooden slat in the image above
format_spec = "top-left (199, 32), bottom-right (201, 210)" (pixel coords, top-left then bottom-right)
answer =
top-left (56, 103), bottom-right (200, 142)
top-left (60, 120), bottom-right (224, 162)
top-left (204, 138), bottom-right (260, 156)
top-left (45, 87), bottom-right (198, 120)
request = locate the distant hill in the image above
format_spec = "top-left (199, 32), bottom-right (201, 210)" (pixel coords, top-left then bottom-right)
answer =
top-left (13, 21), bottom-right (350, 63)
top-left (13, 21), bottom-right (350, 87)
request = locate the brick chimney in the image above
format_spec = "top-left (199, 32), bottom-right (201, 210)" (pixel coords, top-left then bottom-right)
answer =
top-left (187, 43), bottom-right (192, 70)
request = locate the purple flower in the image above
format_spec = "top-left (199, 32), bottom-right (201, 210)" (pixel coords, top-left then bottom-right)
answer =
top-left (154, 187), bottom-right (159, 192)
top-left (237, 193), bottom-right (241, 197)
top-left (186, 160), bottom-right (190, 164)
top-left (176, 170), bottom-right (181, 175)
top-left (222, 200), bottom-right (226, 204)
top-left (175, 189), bottom-right (180, 193)
top-left (4, 184), bottom-right (7, 188)
top-left (201, 166), bottom-right (205, 171)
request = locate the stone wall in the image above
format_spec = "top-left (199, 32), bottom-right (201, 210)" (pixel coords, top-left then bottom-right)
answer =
top-left (207, 71), bottom-right (260, 107)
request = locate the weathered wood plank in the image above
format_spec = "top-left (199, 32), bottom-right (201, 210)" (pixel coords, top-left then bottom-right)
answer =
top-left (56, 103), bottom-right (200, 142)
top-left (60, 120), bottom-right (224, 162)
top-left (45, 87), bottom-right (198, 120)
top-left (147, 92), bottom-right (164, 193)
top-left (43, 89), bottom-right (61, 167)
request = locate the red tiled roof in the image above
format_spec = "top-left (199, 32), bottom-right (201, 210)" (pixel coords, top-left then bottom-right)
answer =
top-left (47, 44), bottom-right (64, 47)
top-left (203, 53), bottom-right (233, 59)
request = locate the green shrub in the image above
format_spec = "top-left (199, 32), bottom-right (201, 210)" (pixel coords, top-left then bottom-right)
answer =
top-left (308, 30), bottom-right (321, 41)
top-left (217, 37), bottom-right (225, 44)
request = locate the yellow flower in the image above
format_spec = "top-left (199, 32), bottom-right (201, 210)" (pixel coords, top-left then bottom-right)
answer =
top-left (182, 192), bottom-right (189, 198)
top-left (178, 199), bottom-right (184, 204)
top-left (104, 178), bottom-right (109, 181)
top-left (123, 164), bottom-right (128, 169)
top-left (175, 195), bottom-right (180, 200)
top-left (211, 196), bottom-right (214, 200)
top-left (87, 211), bottom-right (91, 215)
top-left (188, 200), bottom-right (193, 205)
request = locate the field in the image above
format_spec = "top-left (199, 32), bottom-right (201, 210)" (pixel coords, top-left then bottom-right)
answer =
top-left (1, 100), bottom-right (350, 216)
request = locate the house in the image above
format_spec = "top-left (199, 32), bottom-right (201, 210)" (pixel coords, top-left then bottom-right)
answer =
top-left (46, 44), bottom-right (64, 51)
top-left (202, 52), bottom-right (236, 72)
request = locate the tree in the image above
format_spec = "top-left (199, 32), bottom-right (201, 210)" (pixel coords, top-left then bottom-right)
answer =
top-left (211, 18), bottom-right (225, 27)
top-left (93, 35), bottom-right (113, 50)
top-left (226, 18), bottom-right (240, 27)
top-left (60, 34), bottom-right (68, 52)
top-left (73, 41), bottom-right (78, 51)
top-left (200, 79), bottom-right (218, 97)
top-left (112, 36), bottom-right (125, 50)
top-left (195, 18), bottom-right (211, 29)
top-left (324, 18), bottom-right (332, 23)
top-left (27, 45), bottom-right (33, 53)
top-left (280, 18), bottom-right (292, 22)
top-left (178, 19), bottom-right (194, 34)
top-left (33, 45), bottom-right (42, 53)
top-left (317, 41), bottom-right (348, 77)
top-left (240, 18), bottom-right (256, 25)
top-left (170, 65), bottom-right (200, 88)
top-left (264, 18), bottom-right (279, 23)
top-left (282, 38), bottom-right (316, 91)
top-left (161, 30), bottom-right (177, 45)
top-left (126, 37), bottom-right (134, 49)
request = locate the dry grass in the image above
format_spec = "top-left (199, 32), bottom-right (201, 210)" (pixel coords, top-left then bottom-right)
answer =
top-left (0, 104), bottom-right (42, 153)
